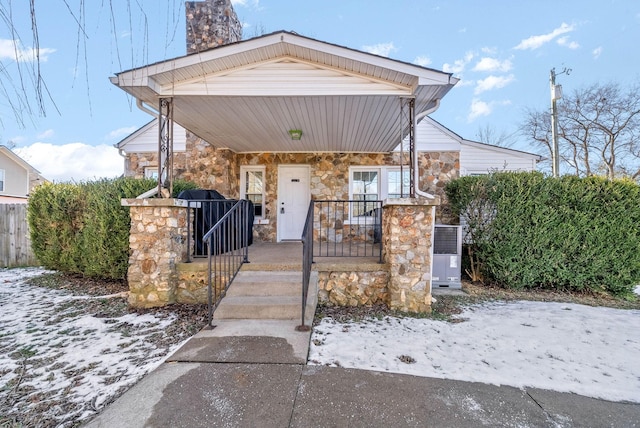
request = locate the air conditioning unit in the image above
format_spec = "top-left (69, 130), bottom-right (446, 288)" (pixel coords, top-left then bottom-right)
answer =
top-left (432, 225), bottom-right (462, 289)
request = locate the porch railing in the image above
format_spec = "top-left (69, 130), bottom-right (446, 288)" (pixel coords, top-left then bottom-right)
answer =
top-left (297, 200), bottom-right (315, 331)
top-left (298, 199), bottom-right (383, 330)
top-left (312, 200), bottom-right (383, 262)
top-left (202, 200), bottom-right (251, 327)
top-left (185, 199), bottom-right (238, 261)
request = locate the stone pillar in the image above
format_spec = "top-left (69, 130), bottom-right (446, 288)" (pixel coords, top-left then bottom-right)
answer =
top-left (382, 198), bottom-right (439, 313)
top-left (122, 199), bottom-right (191, 308)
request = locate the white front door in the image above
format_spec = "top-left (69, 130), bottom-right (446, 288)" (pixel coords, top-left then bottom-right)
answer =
top-left (277, 165), bottom-right (310, 241)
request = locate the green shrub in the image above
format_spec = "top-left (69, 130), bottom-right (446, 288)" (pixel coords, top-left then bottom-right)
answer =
top-left (446, 172), bottom-right (640, 297)
top-left (28, 182), bottom-right (85, 274)
top-left (28, 177), bottom-right (197, 280)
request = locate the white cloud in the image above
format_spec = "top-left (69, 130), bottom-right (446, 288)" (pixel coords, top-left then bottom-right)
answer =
top-left (231, 0), bottom-right (260, 9)
top-left (0, 39), bottom-right (56, 62)
top-left (514, 23), bottom-right (575, 50)
top-left (442, 51), bottom-right (474, 75)
top-left (592, 46), bottom-right (603, 59)
top-left (14, 143), bottom-right (123, 182)
top-left (413, 55), bottom-right (432, 67)
top-left (472, 57), bottom-right (513, 73)
top-left (37, 129), bottom-right (55, 140)
top-left (107, 126), bottom-right (138, 140)
top-left (467, 98), bottom-right (511, 121)
top-left (362, 42), bottom-right (397, 57)
top-left (557, 36), bottom-right (580, 49)
top-left (474, 74), bottom-right (515, 94)
top-left (468, 99), bottom-right (492, 121)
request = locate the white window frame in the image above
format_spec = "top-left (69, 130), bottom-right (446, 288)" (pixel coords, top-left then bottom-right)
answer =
top-left (240, 165), bottom-right (266, 220)
top-left (144, 167), bottom-right (158, 179)
top-left (348, 166), bottom-right (411, 223)
top-left (0, 169), bottom-right (4, 192)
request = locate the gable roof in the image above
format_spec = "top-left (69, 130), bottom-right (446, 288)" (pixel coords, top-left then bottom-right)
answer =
top-left (115, 120), bottom-right (187, 153)
top-left (111, 31), bottom-right (458, 153)
top-left (0, 146), bottom-right (42, 174)
top-left (413, 117), bottom-right (542, 161)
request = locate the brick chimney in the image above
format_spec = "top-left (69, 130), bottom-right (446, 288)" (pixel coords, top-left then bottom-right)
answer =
top-left (186, 0), bottom-right (242, 55)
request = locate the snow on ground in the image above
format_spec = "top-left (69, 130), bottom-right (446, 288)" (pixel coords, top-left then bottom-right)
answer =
top-left (0, 268), bottom-right (189, 426)
top-left (309, 299), bottom-right (640, 404)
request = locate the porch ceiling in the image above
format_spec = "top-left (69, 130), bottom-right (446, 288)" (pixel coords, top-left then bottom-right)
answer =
top-left (111, 31), bottom-right (458, 153)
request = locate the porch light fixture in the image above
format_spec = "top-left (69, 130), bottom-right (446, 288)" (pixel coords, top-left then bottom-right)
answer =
top-left (288, 129), bottom-right (303, 140)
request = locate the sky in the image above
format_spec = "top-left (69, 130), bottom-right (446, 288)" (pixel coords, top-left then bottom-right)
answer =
top-left (1, 267), bottom-right (639, 426)
top-left (1, 0), bottom-right (639, 182)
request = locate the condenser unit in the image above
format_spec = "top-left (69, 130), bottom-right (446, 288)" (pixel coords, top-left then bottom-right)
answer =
top-left (432, 225), bottom-right (462, 289)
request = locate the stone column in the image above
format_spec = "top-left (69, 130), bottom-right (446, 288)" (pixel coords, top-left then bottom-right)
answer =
top-left (122, 199), bottom-right (191, 308)
top-left (382, 198), bottom-right (439, 313)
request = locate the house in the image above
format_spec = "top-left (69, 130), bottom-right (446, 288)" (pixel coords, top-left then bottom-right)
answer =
top-left (0, 146), bottom-right (46, 204)
top-left (110, 0), bottom-right (541, 312)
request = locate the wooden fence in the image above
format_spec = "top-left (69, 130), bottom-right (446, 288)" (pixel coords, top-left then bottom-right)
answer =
top-left (0, 204), bottom-right (38, 267)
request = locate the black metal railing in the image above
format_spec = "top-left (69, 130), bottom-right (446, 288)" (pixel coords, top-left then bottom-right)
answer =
top-left (185, 199), bottom-right (238, 261)
top-left (203, 200), bottom-right (251, 327)
top-left (297, 200), bottom-right (315, 331)
top-left (312, 200), bottom-right (383, 262)
top-left (298, 200), bottom-right (383, 331)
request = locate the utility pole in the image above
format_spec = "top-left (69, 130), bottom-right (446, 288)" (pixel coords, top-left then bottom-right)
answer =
top-left (550, 67), bottom-right (571, 177)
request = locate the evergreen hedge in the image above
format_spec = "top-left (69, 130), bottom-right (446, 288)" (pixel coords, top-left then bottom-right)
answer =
top-left (445, 172), bottom-right (640, 297)
top-left (28, 178), bottom-right (197, 280)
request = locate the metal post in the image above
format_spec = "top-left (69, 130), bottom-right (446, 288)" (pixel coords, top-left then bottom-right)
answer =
top-left (550, 69), bottom-right (560, 178)
top-left (158, 98), bottom-right (174, 197)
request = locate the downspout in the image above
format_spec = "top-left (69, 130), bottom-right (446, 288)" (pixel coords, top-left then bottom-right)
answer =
top-left (114, 99), bottom-right (158, 161)
top-left (413, 98), bottom-right (441, 199)
top-left (136, 98), bottom-right (159, 118)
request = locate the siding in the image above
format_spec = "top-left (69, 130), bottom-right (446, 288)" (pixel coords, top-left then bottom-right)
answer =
top-left (460, 142), bottom-right (538, 175)
top-left (119, 122), bottom-right (187, 153)
top-left (0, 154), bottom-right (29, 197)
top-left (0, 204), bottom-right (37, 267)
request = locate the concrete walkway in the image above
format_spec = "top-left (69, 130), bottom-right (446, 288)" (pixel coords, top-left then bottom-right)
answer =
top-left (86, 360), bottom-right (640, 427)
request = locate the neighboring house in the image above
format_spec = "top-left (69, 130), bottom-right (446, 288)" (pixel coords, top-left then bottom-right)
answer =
top-left (413, 117), bottom-right (541, 176)
top-left (0, 146), bottom-right (46, 204)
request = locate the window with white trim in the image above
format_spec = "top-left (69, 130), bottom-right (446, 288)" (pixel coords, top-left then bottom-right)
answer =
top-left (144, 167), bottom-right (158, 179)
top-left (0, 169), bottom-right (4, 192)
top-left (349, 166), bottom-right (411, 217)
top-left (240, 166), bottom-right (265, 218)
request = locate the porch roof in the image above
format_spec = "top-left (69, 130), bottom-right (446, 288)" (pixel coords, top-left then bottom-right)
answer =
top-left (110, 31), bottom-right (458, 153)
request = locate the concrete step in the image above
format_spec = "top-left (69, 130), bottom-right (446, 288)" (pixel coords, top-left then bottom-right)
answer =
top-left (226, 270), bottom-right (302, 298)
top-left (213, 295), bottom-right (306, 320)
top-left (233, 271), bottom-right (301, 283)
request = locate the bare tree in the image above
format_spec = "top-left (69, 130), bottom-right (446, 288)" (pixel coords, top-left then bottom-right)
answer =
top-left (521, 81), bottom-right (640, 181)
top-left (475, 124), bottom-right (518, 148)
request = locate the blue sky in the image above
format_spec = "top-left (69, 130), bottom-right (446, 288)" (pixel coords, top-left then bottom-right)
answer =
top-left (1, 0), bottom-right (639, 181)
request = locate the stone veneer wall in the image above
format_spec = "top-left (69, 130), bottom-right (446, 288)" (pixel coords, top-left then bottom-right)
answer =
top-left (123, 145), bottom-right (460, 234)
top-left (317, 269), bottom-right (389, 306)
top-left (186, 0), bottom-right (242, 55)
top-left (419, 151), bottom-right (459, 224)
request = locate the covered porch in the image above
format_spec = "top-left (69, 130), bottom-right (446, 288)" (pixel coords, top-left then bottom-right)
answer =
top-left (115, 31), bottom-right (456, 315)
